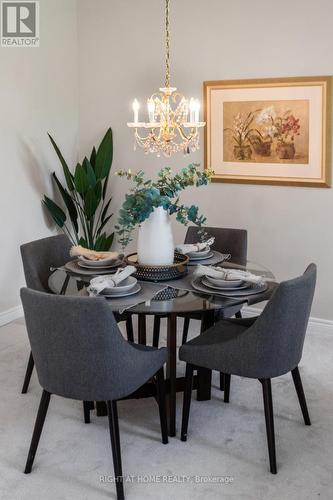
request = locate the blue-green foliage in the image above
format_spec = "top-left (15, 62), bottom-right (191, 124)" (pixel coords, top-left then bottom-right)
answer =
top-left (115, 164), bottom-right (214, 248)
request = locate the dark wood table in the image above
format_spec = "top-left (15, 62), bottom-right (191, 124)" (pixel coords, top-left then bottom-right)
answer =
top-left (49, 263), bottom-right (276, 437)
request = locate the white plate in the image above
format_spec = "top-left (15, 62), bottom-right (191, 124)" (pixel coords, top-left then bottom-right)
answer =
top-left (191, 277), bottom-right (267, 297)
top-left (91, 276), bottom-right (137, 295)
top-left (202, 276), bottom-right (249, 291)
top-left (65, 260), bottom-right (119, 276)
top-left (79, 256), bottom-right (123, 268)
top-left (88, 283), bottom-right (142, 298)
top-left (186, 246), bottom-right (211, 258)
top-left (189, 251), bottom-right (214, 261)
top-left (205, 275), bottom-right (244, 288)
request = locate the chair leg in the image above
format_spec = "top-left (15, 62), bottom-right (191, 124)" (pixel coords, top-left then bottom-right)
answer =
top-left (181, 364), bottom-right (194, 442)
top-left (126, 316), bottom-right (134, 343)
top-left (224, 374), bottom-right (231, 403)
top-left (155, 368), bottom-right (168, 444)
top-left (106, 401), bottom-right (124, 500)
top-left (153, 316), bottom-right (161, 348)
top-left (219, 372), bottom-right (225, 391)
top-left (291, 367), bottom-right (311, 425)
top-left (260, 379), bottom-right (277, 474)
top-left (24, 390), bottom-right (51, 474)
top-left (235, 310), bottom-right (242, 319)
top-left (182, 317), bottom-right (190, 344)
top-left (21, 351), bottom-right (34, 394)
top-left (83, 401), bottom-right (91, 424)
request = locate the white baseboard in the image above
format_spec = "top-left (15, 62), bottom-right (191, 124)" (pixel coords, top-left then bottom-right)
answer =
top-left (0, 305), bottom-right (23, 327)
top-left (243, 306), bottom-right (333, 335)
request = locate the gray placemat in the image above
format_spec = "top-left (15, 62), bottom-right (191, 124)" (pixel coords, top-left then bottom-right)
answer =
top-left (83, 282), bottom-right (169, 314)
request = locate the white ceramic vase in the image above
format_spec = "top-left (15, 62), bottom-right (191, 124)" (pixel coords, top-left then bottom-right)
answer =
top-left (137, 206), bottom-right (174, 265)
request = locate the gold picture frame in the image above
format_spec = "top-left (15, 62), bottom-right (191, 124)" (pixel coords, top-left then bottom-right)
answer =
top-left (204, 76), bottom-right (331, 187)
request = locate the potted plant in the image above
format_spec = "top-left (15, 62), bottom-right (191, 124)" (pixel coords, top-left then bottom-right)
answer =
top-left (115, 164), bottom-right (213, 265)
top-left (224, 111), bottom-right (259, 161)
top-left (42, 128), bottom-right (114, 250)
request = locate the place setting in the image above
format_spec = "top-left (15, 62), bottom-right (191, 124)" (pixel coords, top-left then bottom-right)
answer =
top-left (63, 245), bottom-right (125, 277)
top-left (190, 264), bottom-right (268, 298)
top-left (175, 238), bottom-right (231, 267)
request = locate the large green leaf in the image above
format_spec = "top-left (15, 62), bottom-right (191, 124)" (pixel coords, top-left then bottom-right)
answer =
top-left (101, 198), bottom-right (112, 223)
top-left (94, 232), bottom-right (114, 251)
top-left (74, 163), bottom-right (89, 196)
top-left (48, 133), bottom-right (74, 191)
top-left (43, 196), bottom-right (66, 228)
top-left (82, 157), bottom-right (96, 188)
top-left (95, 128), bottom-right (113, 179)
top-left (102, 171), bottom-right (110, 200)
top-left (94, 180), bottom-right (102, 205)
top-left (96, 214), bottom-right (113, 237)
top-left (52, 173), bottom-right (78, 234)
top-left (84, 188), bottom-right (98, 220)
top-left (90, 147), bottom-right (97, 168)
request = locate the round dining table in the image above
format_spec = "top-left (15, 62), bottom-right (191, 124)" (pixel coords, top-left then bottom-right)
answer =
top-left (48, 260), bottom-right (277, 437)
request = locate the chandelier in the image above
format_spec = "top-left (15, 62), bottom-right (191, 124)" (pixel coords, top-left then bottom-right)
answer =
top-left (127, 0), bottom-right (205, 157)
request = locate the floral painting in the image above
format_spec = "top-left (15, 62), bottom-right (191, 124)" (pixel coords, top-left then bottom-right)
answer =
top-left (223, 100), bottom-right (309, 164)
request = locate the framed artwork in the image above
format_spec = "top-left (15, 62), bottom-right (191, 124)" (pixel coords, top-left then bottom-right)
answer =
top-left (204, 76), bottom-right (331, 187)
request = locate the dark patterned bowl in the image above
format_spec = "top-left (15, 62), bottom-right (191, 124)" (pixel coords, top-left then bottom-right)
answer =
top-left (125, 252), bottom-right (189, 282)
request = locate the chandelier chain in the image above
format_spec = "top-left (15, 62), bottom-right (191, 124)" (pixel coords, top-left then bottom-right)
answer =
top-left (165, 0), bottom-right (170, 88)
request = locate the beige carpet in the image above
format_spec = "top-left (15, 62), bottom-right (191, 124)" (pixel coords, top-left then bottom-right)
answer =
top-left (0, 316), bottom-right (332, 500)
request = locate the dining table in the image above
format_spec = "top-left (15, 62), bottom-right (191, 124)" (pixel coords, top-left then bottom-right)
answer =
top-left (48, 257), bottom-right (277, 437)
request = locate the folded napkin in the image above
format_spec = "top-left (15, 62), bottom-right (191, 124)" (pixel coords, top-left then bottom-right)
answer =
top-left (70, 245), bottom-right (120, 261)
top-left (175, 237), bottom-right (215, 255)
top-left (194, 264), bottom-right (265, 285)
top-left (89, 265), bottom-right (136, 295)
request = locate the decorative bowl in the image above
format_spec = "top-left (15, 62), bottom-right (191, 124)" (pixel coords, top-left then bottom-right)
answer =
top-left (126, 252), bottom-right (189, 282)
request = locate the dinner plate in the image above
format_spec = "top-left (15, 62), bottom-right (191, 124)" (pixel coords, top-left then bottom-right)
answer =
top-left (65, 260), bottom-right (119, 276)
top-left (201, 276), bottom-right (249, 291)
top-left (90, 276), bottom-right (137, 295)
top-left (186, 246), bottom-right (211, 258)
top-left (191, 277), bottom-right (267, 297)
top-left (205, 275), bottom-right (244, 288)
top-left (88, 283), bottom-right (142, 298)
top-left (189, 251), bottom-right (214, 261)
top-left (78, 257), bottom-right (123, 268)
top-left (187, 251), bottom-right (229, 267)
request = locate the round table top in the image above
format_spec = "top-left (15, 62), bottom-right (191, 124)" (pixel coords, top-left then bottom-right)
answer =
top-left (48, 260), bottom-right (277, 316)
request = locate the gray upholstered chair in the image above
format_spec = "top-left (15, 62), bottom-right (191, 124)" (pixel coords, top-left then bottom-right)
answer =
top-left (21, 288), bottom-right (168, 500)
top-left (179, 264), bottom-right (316, 474)
top-left (152, 226), bottom-right (248, 349)
top-left (20, 234), bottom-right (134, 396)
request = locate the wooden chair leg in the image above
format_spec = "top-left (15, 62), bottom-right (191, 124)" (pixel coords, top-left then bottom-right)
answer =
top-left (153, 316), bottom-right (161, 348)
top-left (83, 401), bottom-right (91, 424)
top-left (155, 368), bottom-right (168, 444)
top-left (106, 401), bottom-right (124, 500)
top-left (260, 379), bottom-right (277, 474)
top-left (24, 390), bottom-right (51, 474)
top-left (138, 314), bottom-right (147, 345)
top-left (291, 367), bottom-right (311, 425)
top-left (224, 374), bottom-right (231, 403)
top-left (182, 317), bottom-right (190, 344)
top-left (235, 310), bottom-right (242, 319)
top-left (126, 316), bottom-right (134, 343)
top-left (21, 351), bottom-right (34, 394)
top-left (181, 364), bottom-right (194, 442)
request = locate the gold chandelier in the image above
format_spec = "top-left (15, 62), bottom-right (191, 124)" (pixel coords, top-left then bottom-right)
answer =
top-left (127, 0), bottom-right (205, 157)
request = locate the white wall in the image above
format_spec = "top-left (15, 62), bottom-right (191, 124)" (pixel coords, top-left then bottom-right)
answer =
top-left (77, 0), bottom-right (333, 320)
top-left (0, 0), bottom-right (79, 316)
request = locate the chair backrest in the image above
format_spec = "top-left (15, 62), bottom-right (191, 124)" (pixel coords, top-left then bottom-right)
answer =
top-left (20, 288), bottom-right (150, 401)
top-left (20, 234), bottom-right (72, 292)
top-left (245, 264), bottom-right (317, 378)
top-left (184, 226), bottom-right (247, 265)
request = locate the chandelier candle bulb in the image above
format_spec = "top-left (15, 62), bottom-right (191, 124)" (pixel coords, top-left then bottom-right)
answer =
top-left (195, 100), bottom-right (200, 123)
top-left (132, 99), bottom-right (140, 123)
top-left (147, 98), bottom-right (155, 123)
top-left (189, 98), bottom-right (196, 123)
